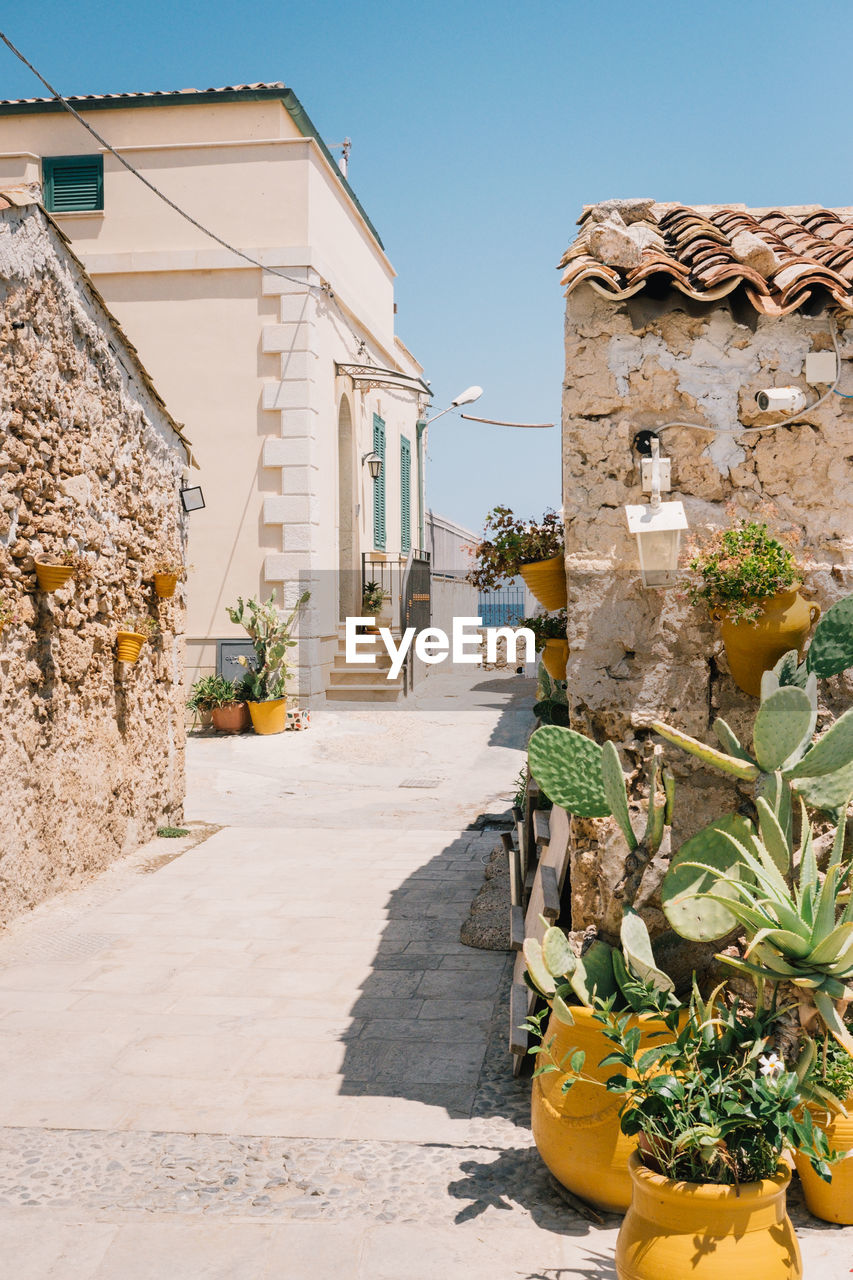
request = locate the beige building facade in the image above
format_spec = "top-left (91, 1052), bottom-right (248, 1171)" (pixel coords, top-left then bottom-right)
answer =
top-left (0, 84), bottom-right (428, 702)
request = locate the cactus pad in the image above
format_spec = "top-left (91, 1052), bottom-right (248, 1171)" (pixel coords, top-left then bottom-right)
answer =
top-left (661, 814), bottom-right (757, 941)
top-left (650, 721), bottom-right (760, 781)
top-left (792, 760), bottom-right (853, 817)
top-left (522, 937), bottom-right (556, 996)
top-left (806, 594), bottom-right (853, 679)
top-left (774, 648), bottom-right (808, 688)
top-left (542, 925), bottom-right (576, 978)
top-left (786, 706), bottom-right (853, 779)
top-left (752, 686), bottom-right (815, 772)
top-left (620, 908), bottom-right (674, 992)
top-left (601, 741), bottom-right (638, 850)
top-left (570, 941), bottom-right (618, 1006)
top-left (527, 725), bottom-right (610, 816)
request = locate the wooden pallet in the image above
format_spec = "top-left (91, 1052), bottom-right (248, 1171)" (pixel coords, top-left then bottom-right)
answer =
top-left (509, 803), bottom-right (571, 1072)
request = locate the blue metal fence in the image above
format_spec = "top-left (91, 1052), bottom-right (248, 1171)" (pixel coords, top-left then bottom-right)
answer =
top-left (478, 586), bottom-right (525, 628)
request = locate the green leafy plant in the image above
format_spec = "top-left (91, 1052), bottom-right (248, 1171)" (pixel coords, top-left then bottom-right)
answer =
top-left (533, 662), bottom-right (569, 726)
top-left (361, 581), bottom-right (387, 616)
top-left (185, 675), bottom-right (245, 714)
top-left (538, 987), bottom-right (838, 1186)
top-left (686, 521), bottom-right (800, 624)
top-left (157, 827), bottom-right (190, 838)
top-left (0, 595), bottom-right (20, 629)
top-left (522, 611), bottom-right (567, 651)
top-left (805, 1032), bottom-right (853, 1105)
top-left (513, 768), bottom-right (527, 811)
top-left (227, 589), bottom-right (309, 702)
top-left (467, 506), bottom-right (563, 592)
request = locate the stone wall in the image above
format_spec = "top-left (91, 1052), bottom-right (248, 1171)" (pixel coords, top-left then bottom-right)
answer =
top-left (562, 281), bottom-right (853, 937)
top-left (0, 199), bottom-right (188, 925)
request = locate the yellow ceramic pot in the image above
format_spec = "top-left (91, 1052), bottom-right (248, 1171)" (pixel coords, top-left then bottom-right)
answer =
top-left (116, 631), bottom-right (147, 663)
top-left (153, 573), bottom-right (179, 598)
top-left (35, 562), bottom-right (75, 592)
top-left (616, 1152), bottom-right (800, 1280)
top-left (719, 590), bottom-right (820, 697)
top-left (520, 554), bottom-right (568, 611)
top-left (531, 1007), bottom-right (677, 1213)
top-left (794, 1096), bottom-right (853, 1224)
top-left (541, 638), bottom-right (569, 681)
top-left (248, 698), bottom-right (287, 735)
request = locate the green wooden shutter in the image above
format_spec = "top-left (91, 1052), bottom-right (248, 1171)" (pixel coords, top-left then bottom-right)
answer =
top-left (400, 435), bottom-right (411, 554)
top-left (43, 155), bottom-right (104, 213)
top-left (372, 414), bottom-right (386, 550)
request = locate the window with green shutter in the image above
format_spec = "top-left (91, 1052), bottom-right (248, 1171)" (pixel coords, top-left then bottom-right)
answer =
top-left (372, 414), bottom-right (386, 550)
top-left (43, 155), bottom-right (104, 213)
top-left (400, 435), bottom-right (411, 554)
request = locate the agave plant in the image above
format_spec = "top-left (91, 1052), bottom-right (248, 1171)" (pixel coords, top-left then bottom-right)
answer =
top-left (671, 802), bottom-right (853, 1056)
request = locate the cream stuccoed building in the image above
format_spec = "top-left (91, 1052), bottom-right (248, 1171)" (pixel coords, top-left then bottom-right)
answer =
top-left (0, 82), bottom-right (429, 703)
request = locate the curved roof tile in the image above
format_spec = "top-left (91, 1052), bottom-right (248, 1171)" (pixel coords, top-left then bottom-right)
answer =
top-left (559, 199), bottom-right (853, 314)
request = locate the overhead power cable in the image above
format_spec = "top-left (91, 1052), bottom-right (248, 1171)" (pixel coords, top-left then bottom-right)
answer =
top-left (0, 27), bottom-right (334, 297)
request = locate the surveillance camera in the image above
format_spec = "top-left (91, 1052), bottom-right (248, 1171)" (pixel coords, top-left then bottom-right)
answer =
top-left (755, 387), bottom-right (807, 414)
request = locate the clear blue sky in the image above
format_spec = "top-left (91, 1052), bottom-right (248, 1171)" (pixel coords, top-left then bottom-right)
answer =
top-left (2, 1), bottom-right (852, 536)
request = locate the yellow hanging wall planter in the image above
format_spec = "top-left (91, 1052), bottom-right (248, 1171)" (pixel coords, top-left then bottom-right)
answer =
top-left (153, 573), bottom-right (179, 599)
top-left (520, 553), bottom-right (568, 611)
top-left (541, 638), bottom-right (569, 682)
top-left (35, 562), bottom-right (75, 593)
top-left (116, 630), bottom-right (147, 663)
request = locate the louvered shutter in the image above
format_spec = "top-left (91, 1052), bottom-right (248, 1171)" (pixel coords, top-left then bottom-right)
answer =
top-left (400, 436), bottom-right (411, 554)
top-left (372, 414), bottom-right (386, 550)
top-left (43, 155), bottom-right (104, 213)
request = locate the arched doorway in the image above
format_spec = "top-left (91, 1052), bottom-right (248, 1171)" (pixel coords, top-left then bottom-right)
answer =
top-left (337, 395), bottom-right (359, 621)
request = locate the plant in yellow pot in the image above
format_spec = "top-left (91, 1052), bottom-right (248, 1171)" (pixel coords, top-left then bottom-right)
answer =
top-left (555, 992), bottom-right (838, 1280)
top-left (523, 611), bottom-right (568, 681)
top-left (687, 520), bottom-right (819, 697)
top-left (467, 505), bottom-right (566, 610)
top-left (116, 614), bottom-right (158, 663)
top-left (227, 589), bottom-right (309, 735)
top-left (34, 549), bottom-right (89, 593)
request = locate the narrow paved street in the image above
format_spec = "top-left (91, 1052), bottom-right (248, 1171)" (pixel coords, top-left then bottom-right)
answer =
top-left (0, 670), bottom-right (848, 1276)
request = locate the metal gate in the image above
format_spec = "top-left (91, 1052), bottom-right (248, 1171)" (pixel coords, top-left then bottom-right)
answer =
top-left (401, 549), bottom-right (431, 692)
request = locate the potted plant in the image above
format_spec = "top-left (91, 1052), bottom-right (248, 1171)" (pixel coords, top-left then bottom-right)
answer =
top-left (686, 520), bottom-right (820, 696)
top-left (558, 992), bottom-right (838, 1280)
top-left (151, 561), bottom-right (182, 599)
top-left (116, 614), bottom-right (158, 663)
top-left (799, 1034), bottom-right (853, 1223)
top-left (186, 675), bottom-right (223, 728)
top-left (34, 549), bottom-right (88, 593)
top-left (361, 580), bottom-right (387, 633)
top-left (226, 588), bottom-right (309, 735)
top-left (209, 677), bottom-right (252, 733)
top-left (467, 506), bottom-right (566, 610)
top-left (523, 611), bottom-right (568, 681)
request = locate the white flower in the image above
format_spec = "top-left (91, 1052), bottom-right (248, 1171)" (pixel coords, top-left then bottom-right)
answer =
top-left (759, 1052), bottom-right (783, 1081)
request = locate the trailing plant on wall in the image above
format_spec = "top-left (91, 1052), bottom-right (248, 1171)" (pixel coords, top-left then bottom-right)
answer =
top-left (685, 521), bottom-right (801, 623)
top-left (467, 506), bottom-right (563, 592)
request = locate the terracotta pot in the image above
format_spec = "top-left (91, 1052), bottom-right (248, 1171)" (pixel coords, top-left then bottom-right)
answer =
top-left (616, 1152), bottom-right (800, 1280)
top-left (247, 698), bottom-right (287, 735)
top-left (35, 562), bottom-right (75, 592)
top-left (794, 1095), bottom-right (853, 1224)
top-left (719, 590), bottom-right (820, 697)
top-left (541, 638), bottom-right (568, 681)
top-left (211, 701), bottom-right (251, 733)
top-left (154, 573), bottom-right (178, 599)
top-left (116, 630), bottom-right (147, 663)
top-left (520, 553), bottom-right (567, 611)
top-left (531, 1007), bottom-right (679, 1213)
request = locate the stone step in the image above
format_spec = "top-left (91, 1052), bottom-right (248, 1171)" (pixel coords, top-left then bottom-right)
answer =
top-left (328, 668), bottom-right (403, 688)
top-left (332, 657), bottom-right (394, 673)
top-left (325, 683), bottom-right (405, 703)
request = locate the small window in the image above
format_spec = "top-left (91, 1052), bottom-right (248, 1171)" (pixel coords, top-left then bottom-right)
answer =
top-left (43, 154), bottom-right (104, 213)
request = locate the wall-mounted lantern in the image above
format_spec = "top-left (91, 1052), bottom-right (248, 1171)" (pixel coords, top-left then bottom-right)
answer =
top-left (624, 434), bottom-right (687, 587)
top-left (362, 451), bottom-right (383, 480)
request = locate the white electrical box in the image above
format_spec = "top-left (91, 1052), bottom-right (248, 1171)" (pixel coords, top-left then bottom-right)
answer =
top-left (641, 456), bottom-right (671, 493)
top-left (805, 351), bottom-right (837, 385)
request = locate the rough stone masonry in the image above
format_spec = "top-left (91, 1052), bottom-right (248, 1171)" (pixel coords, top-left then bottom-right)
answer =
top-left (0, 191), bottom-right (189, 925)
top-left (560, 202), bottom-right (853, 940)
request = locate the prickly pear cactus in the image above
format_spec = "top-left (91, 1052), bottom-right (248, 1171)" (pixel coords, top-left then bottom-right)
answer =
top-left (752, 686), bottom-right (815, 772)
top-left (806, 595), bottom-right (853, 679)
top-left (527, 725), bottom-right (610, 816)
top-left (661, 814), bottom-right (758, 941)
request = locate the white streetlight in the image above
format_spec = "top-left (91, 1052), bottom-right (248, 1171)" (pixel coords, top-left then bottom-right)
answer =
top-left (416, 386), bottom-right (483, 547)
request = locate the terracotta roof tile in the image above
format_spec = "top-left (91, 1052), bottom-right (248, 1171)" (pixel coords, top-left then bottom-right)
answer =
top-left (559, 199), bottom-right (853, 313)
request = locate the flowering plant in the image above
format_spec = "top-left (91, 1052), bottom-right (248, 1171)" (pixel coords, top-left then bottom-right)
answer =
top-left (467, 506), bottom-right (563, 592)
top-left (362, 581), bottom-right (388, 616)
top-left (539, 986), bottom-right (839, 1185)
top-left (686, 521), bottom-right (800, 624)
